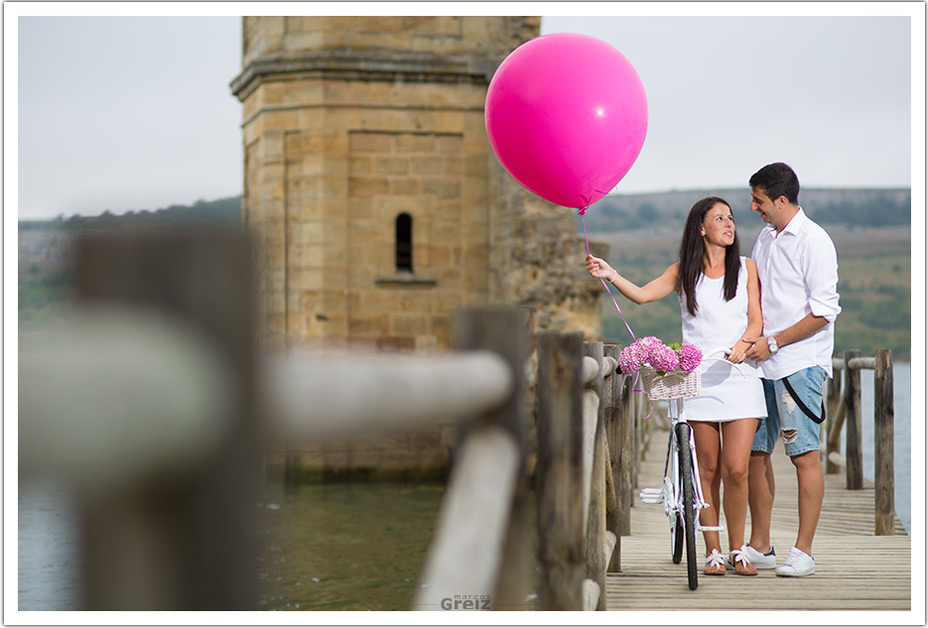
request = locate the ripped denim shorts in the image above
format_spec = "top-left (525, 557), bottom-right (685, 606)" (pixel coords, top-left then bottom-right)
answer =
top-left (752, 366), bottom-right (827, 457)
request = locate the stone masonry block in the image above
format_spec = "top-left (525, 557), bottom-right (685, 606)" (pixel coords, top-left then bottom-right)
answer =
top-left (436, 135), bottom-right (464, 154)
top-left (288, 221), bottom-right (326, 246)
top-left (256, 110), bottom-right (299, 134)
top-left (289, 243), bottom-right (324, 268)
top-left (397, 290), bottom-right (435, 313)
top-left (289, 267), bottom-right (324, 292)
top-left (430, 223), bottom-right (460, 246)
top-left (349, 156), bottom-right (372, 176)
top-left (391, 178), bottom-right (420, 195)
top-left (374, 156), bottom-right (409, 175)
top-left (444, 157), bottom-right (463, 176)
top-left (349, 132), bottom-right (393, 153)
top-left (391, 313), bottom-right (428, 336)
top-left (464, 155), bottom-right (488, 177)
top-left (349, 313), bottom-right (390, 337)
top-left (410, 156), bottom-right (443, 176)
top-left (259, 133), bottom-right (284, 163)
top-left (423, 179), bottom-right (462, 199)
top-left (348, 176), bottom-right (389, 198)
top-left (318, 176), bottom-right (347, 201)
top-left (375, 195), bottom-right (425, 217)
top-left (396, 134), bottom-right (436, 153)
top-left (358, 289), bottom-right (404, 313)
top-left (348, 197), bottom-right (376, 221)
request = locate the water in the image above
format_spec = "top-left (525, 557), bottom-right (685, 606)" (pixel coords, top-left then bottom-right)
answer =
top-left (17, 479), bottom-right (444, 611)
top-left (17, 480), bottom-right (83, 610)
top-left (255, 482), bottom-right (444, 611)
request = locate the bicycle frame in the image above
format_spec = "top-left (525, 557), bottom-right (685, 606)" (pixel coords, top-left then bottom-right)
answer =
top-left (663, 398), bottom-right (722, 535)
top-left (639, 346), bottom-right (734, 585)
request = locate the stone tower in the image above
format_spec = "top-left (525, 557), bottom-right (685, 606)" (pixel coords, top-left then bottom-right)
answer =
top-left (230, 16), bottom-right (604, 354)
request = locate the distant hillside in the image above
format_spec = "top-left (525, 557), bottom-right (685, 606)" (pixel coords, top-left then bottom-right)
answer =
top-left (579, 188), bottom-right (911, 232)
top-left (19, 195), bottom-right (243, 232)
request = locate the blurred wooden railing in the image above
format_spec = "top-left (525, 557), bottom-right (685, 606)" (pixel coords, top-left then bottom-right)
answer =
top-left (534, 334), bottom-right (648, 611)
top-left (18, 232), bottom-right (653, 611)
top-left (825, 349), bottom-right (897, 535)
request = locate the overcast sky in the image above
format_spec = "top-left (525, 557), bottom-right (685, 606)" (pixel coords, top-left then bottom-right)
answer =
top-left (8, 4), bottom-right (922, 220)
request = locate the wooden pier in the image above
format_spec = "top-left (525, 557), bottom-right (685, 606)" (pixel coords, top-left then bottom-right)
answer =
top-left (606, 428), bottom-right (911, 611)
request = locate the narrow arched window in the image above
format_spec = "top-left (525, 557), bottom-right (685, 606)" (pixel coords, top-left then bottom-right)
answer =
top-left (395, 213), bottom-right (413, 273)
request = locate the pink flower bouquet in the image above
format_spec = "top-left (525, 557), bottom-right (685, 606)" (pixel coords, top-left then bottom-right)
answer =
top-left (618, 336), bottom-right (702, 377)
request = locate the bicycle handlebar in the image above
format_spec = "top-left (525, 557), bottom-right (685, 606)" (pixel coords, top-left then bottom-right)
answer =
top-left (703, 346), bottom-right (732, 360)
top-left (696, 346), bottom-right (733, 375)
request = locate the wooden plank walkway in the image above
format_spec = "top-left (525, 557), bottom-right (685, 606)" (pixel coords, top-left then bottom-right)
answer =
top-left (606, 429), bottom-right (911, 611)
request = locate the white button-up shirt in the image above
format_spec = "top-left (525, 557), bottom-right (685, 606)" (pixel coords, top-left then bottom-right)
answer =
top-left (751, 208), bottom-right (841, 379)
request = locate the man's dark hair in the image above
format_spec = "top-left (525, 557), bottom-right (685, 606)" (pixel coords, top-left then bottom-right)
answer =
top-left (749, 162), bottom-right (800, 205)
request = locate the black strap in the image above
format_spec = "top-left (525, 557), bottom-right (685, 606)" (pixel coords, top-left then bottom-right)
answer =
top-left (782, 376), bottom-right (826, 424)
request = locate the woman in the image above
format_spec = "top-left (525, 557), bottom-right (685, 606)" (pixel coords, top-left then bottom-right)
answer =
top-left (586, 196), bottom-right (766, 576)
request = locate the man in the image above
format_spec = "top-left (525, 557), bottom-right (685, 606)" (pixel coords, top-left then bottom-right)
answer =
top-left (742, 162), bottom-right (841, 577)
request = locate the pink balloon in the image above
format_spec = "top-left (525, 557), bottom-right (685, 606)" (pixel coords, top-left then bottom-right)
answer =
top-left (485, 33), bottom-right (648, 210)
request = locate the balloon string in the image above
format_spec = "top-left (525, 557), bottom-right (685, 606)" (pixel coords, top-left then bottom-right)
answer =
top-left (580, 210), bottom-right (637, 343)
top-left (580, 203), bottom-right (652, 419)
top-left (629, 371), bottom-right (655, 420)
top-left (579, 204), bottom-right (654, 421)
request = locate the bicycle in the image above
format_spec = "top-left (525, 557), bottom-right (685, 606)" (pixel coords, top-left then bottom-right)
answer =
top-left (638, 346), bottom-right (731, 591)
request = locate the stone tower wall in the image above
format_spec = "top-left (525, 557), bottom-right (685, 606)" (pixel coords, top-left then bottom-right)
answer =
top-left (232, 16), bottom-right (606, 475)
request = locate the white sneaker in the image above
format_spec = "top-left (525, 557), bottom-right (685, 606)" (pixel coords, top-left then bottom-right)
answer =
top-left (776, 547), bottom-right (815, 577)
top-left (741, 545), bottom-right (776, 569)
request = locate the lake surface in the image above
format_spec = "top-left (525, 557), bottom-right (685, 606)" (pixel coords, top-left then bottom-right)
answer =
top-left (18, 363), bottom-right (913, 610)
top-left (255, 482), bottom-right (443, 611)
top-left (17, 480), bottom-right (444, 612)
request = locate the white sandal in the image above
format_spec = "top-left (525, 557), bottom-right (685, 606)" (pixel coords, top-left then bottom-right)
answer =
top-left (729, 544), bottom-right (758, 575)
top-left (704, 548), bottom-right (726, 575)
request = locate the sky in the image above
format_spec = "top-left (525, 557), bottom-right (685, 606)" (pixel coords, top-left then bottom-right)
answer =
top-left (7, 3), bottom-right (924, 221)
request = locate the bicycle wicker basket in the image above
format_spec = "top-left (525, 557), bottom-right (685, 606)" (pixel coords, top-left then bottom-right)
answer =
top-left (638, 365), bottom-right (701, 400)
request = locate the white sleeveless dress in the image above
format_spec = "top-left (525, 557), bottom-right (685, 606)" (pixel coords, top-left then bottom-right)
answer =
top-left (679, 257), bottom-right (767, 421)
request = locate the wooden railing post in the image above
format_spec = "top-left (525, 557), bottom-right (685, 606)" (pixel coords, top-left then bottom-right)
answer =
top-left (843, 350), bottom-right (863, 490)
top-left (603, 344), bottom-right (624, 572)
top-left (631, 389), bottom-right (641, 490)
top-left (536, 333), bottom-right (585, 611)
top-left (73, 231), bottom-right (258, 610)
top-left (451, 307), bottom-right (530, 609)
top-left (583, 342), bottom-right (607, 610)
top-left (616, 375), bottom-right (638, 536)
top-left (874, 349), bottom-right (895, 535)
top-left (825, 362), bottom-right (844, 474)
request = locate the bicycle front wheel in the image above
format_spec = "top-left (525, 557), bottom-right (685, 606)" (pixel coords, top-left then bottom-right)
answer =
top-left (675, 422), bottom-right (699, 591)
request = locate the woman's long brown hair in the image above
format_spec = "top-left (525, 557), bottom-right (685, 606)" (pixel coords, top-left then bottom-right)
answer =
top-left (674, 196), bottom-right (741, 316)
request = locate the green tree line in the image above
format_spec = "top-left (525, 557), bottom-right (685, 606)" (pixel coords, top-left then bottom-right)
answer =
top-left (20, 196), bottom-right (243, 232)
top-left (580, 189), bottom-right (910, 232)
top-left (600, 252), bottom-right (911, 362)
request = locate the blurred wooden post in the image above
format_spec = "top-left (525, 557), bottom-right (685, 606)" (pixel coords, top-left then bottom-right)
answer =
top-left (618, 377), bottom-right (634, 538)
top-left (843, 350), bottom-right (863, 490)
top-left (583, 342), bottom-right (606, 610)
top-left (825, 362), bottom-right (844, 474)
top-left (74, 231), bottom-right (258, 610)
top-left (453, 308), bottom-right (530, 610)
top-left (536, 333), bottom-right (584, 611)
top-left (603, 345), bottom-right (624, 572)
top-left (874, 349), bottom-right (895, 535)
top-left (631, 388), bottom-right (640, 490)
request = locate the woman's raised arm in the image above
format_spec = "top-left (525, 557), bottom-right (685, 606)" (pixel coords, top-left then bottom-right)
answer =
top-left (585, 254), bottom-right (678, 305)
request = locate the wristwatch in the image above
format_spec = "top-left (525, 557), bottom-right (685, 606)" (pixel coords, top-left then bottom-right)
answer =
top-left (768, 336), bottom-right (779, 354)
